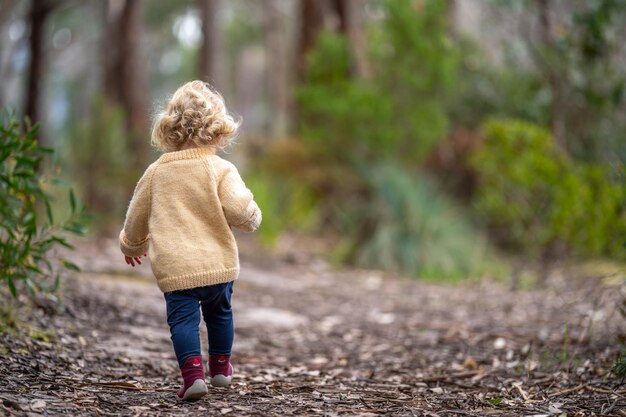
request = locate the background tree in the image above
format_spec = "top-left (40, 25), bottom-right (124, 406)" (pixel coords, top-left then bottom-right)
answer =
top-left (296, 0), bottom-right (325, 83)
top-left (103, 0), bottom-right (149, 165)
top-left (24, 0), bottom-right (57, 132)
top-left (198, 0), bottom-right (223, 87)
top-left (0, 0), bottom-right (624, 274)
top-left (535, 0), bottom-right (567, 153)
top-left (262, 0), bottom-right (291, 136)
top-left (343, 0), bottom-right (371, 79)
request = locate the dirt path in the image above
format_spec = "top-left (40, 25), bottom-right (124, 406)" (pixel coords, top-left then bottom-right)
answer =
top-left (1, 239), bottom-right (625, 416)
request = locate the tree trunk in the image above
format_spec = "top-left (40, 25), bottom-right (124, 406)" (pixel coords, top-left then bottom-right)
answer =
top-left (1, 1), bottom-right (20, 110)
top-left (103, 0), bottom-right (149, 163)
top-left (536, 0), bottom-right (567, 154)
top-left (343, 0), bottom-right (370, 79)
top-left (262, 0), bottom-right (291, 136)
top-left (118, 0), bottom-right (149, 148)
top-left (331, 0), bottom-right (348, 34)
top-left (0, 0), bottom-right (14, 25)
top-left (199, 0), bottom-right (223, 87)
top-left (103, 0), bottom-right (123, 104)
top-left (296, 0), bottom-right (325, 82)
top-left (447, 0), bottom-right (457, 38)
top-left (25, 0), bottom-right (55, 129)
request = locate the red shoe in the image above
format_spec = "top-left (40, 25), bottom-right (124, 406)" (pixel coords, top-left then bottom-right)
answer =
top-left (177, 356), bottom-right (208, 401)
top-left (208, 355), bottom-right (233, 387)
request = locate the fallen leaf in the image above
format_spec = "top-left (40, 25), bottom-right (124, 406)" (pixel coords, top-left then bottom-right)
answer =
top-left (30, 399), bottom-right (46, 410)
top-left (493, 337), bottom-right (507, 350)
top-left (463, 357), bottom-right (478, 370)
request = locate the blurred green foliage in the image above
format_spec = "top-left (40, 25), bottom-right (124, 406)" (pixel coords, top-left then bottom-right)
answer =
top-left (296, 32), bottom-right (396, 160)
top-left (298, 0), bottom-right (458, 163)
top-left (453, 0), bottom-right (626, 162)
top-left (342, 163), bottom-right (498, 280)
top-left (613, 354), bottom-right (626, 379)
top-left (65, 98), bottom-right (148, 228)
top-left (450, 38), bottom-right (550, 128)
top-left (284, 0), bottom-right (497, 279)
top-left (373, 0), bottom-right (459, 160)
top-left (144, 0), bottom-right (193, 27)
top-left (246, 171), bottom-right (319, 245)
top-left (471, 119), bottom-right (564, 253)
top-left (547, 0), bottom-right (626, 161)
top-left (270, 0), bottom-right (626, 277)
top-left (0, 112), bottom-right (86, 300)
top-left (490, 0), bottom-right (626, 162)
top-left (23, 0), bottom-right (624, 282)
top-left (473, 118), bottom-right (626, 259)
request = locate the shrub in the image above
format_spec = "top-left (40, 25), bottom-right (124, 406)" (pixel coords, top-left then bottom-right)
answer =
top-left (339, 163), bottom-right (498, 280)
top-left (297, 0), bottom-right (458, 165)
top-left (552, 164), bottom-right (626, 259)
top-left (373, 0), bottom-right (459, 161)
top-left (449, 37), bottom-right (549, 129)
top-left (285, 0), bottom-right (498, 279)
top-left (472, 118), bottom-right (626, 259)
top-left (613, 352), bottom-right (626, 379)
top-left (0, 112), bottom-right (86, 300)
top-left (296, 32), bottom-right (398, 163)
top-left (246, 170), bottom-right (319, 246)
top-left (471, 119), bottom-right (566, 252)
top-left (254, 145), bottom-right (499, 279)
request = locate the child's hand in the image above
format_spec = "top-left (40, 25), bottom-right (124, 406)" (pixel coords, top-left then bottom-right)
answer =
top-left (125, 255), bottom-right (144, 267)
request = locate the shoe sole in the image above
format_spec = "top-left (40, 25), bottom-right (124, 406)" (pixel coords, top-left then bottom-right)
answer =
top-left (210, 374), bottom-right (232, 387)
top-left (181, 379), bottom-right (208, 401)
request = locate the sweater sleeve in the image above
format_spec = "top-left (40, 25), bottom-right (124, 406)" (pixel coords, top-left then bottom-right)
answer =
top-left (218, 161), bottom-right (262, 232)
top-left (119, 164), bottom-right (156, 256)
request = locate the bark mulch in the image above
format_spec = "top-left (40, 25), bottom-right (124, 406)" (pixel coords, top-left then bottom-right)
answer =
top-left (0, 239), bottom-right (625, 416)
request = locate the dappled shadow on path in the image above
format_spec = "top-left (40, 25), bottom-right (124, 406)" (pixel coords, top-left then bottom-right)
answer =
top-left (0, 239), bottom-right (624, 416)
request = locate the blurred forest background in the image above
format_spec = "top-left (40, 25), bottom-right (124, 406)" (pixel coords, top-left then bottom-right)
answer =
top-left (2, 0), bottom-right (626, 284)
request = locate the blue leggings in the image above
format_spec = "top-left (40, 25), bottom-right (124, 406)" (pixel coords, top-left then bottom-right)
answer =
top-left (164, 281), bottom-right (234, 368)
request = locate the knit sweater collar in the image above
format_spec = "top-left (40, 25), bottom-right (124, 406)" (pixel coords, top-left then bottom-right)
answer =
top-left (160, 147), bottom-right (216, 162)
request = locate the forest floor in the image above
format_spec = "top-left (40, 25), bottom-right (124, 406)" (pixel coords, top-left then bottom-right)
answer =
top-left (0, 236), bottom-right (625, 416)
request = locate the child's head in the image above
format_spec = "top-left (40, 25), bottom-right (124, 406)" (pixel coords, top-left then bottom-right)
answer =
top-left (152, 81), bottom-right (240, 152)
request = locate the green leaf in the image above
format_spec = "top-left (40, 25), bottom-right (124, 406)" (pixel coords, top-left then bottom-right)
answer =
top-left (26, 264), bottom-right (42, 274)
top-left (25, 278), bottom-right (37, 296)
top-left (613, 352), bottom-right (626, 378)
top-left (47, 236), bottom-right (74, 249)
top-left (487, 398), bottom-right (503, 406)
top-left (69, 189), bottom-right (76, 214)
top-left (52, 274), bottom-right (61, 292)
top-left (1, 112), bottom-right (86, 301)
top-left (60, 259), bottom-right (80, 272)
top-left (41, 258), bottom-right (53, 274)
top-left (45, 200), bottom-right (54, 225)
top-left (63, 222), bottom-right (87, 235)
top-left (13, 170), bottom-right (35, 177)
top-left (7, 276), bottom-right (17, 298)
top-left (25, 123), bottom-right (40, 140)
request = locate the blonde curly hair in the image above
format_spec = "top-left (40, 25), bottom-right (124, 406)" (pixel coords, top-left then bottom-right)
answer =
top-left (151, 80), bottom-right (240, 152)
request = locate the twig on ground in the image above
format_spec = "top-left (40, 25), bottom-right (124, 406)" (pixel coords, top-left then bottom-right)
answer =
top-left (512, 382), bottom-right (529, 401)
top-left (586, 385), bottom-right (626, 396)
top-left (418, 370), bottom-right (482, 383)
top-left (548, 383), bottom-right (587, 398)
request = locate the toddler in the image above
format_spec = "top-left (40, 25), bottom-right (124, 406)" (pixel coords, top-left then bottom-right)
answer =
top-left (119, 81), bottom-right (261, 401)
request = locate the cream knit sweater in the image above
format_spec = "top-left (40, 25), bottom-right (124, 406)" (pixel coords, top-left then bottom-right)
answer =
top-left (119, 147), bottom-right (261, 293)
